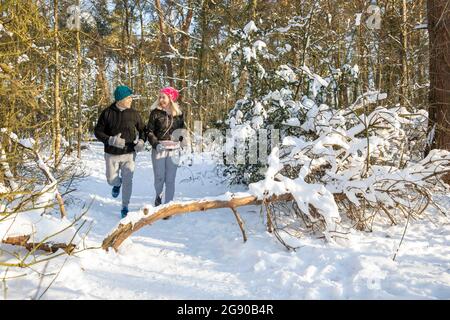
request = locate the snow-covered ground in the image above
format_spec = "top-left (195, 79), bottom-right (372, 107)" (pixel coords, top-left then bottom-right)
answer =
top-left (2, 142), bottom-right (450, 299)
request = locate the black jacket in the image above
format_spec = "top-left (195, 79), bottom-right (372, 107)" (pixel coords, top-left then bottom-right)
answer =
top-left (146, 108), bottom-right (185, 148)
top-left (94, 103), bottom-right (146, 155)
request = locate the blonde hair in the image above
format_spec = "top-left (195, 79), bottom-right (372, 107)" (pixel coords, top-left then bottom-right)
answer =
top-left (150, 97), bottom-right (182, 116)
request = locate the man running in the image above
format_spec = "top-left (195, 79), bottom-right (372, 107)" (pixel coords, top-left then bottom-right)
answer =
top-left (94, 85), bottom-right (145, 218)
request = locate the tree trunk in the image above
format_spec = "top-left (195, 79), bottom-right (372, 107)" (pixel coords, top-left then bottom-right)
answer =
top-left (53, 0), bottom-right (61, 168)
top-left (76, 0), bottom-right (82, 159)
top-left (155, 0), bottom-right (175, 87)
top-left (179, 0), bottom-right (193, 94)
top-left (427, 0), bottom-right (450, 182)
top-left (102, 193), bottom-right (294, 252)
top-left (195, 0), bottom-right (208, 129)
top-left (94, 38), bottom-right (110, 121)
top-left (138, 0), bottom-right (145, 111)
top-left (250, 0), bottom-right (257, 20)
top-left (2, 235), bottom-right (75, 254)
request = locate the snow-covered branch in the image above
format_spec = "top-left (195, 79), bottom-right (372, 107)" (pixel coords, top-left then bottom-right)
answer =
top-left (255, 92), bottom-right (450, 235)
top-left (0, 129), bottom-right (66, 218)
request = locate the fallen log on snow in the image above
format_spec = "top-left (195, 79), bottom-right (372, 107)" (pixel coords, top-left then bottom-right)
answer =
top-left (2, 235), bottom-right (76, 254)
top-left (102, 192), bottom-right (294, 252)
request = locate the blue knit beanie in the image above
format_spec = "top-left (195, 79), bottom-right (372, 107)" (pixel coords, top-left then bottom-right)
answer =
top-left (114, 85), bottom-right (133, 101)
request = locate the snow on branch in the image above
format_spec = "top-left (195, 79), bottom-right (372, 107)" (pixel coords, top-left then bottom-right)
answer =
top-left (0, 128), bottom-right (66, 218)
top-left (0, 129), bottom-right (86, 260)
top-left (258, 92), bottom-right (450, 234)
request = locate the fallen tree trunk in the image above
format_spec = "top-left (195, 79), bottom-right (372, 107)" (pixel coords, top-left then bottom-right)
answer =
top-left (102, 193), bottom-right (294, 252)
top-left (2, 235), bottom-right (75, 254)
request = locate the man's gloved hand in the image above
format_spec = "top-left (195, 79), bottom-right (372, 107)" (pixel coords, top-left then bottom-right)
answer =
top-left (156, 143), bottom-right (165, 152)
top-left (178, 135), bottom-right (185, 150)
top-left (108, 133), bottom-right (126, 149)
top-left (134, 139), bottom-right (145, 153)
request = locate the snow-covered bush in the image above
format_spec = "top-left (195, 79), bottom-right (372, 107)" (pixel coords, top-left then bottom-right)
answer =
top-left (223, 21), bottom-right (299, 184)
top-left (223, 19), bottom-right (363, 185)
top-left (222, 20), bottom-right (449, 244)
top-left (248, 91), bottom-right (450, 242)
top-left (0, 129), bottom-right (88, 273)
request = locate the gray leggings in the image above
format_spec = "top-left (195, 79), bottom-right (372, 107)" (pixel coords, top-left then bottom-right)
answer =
top-left (104, 152), bottom-right (136, 207)
top-left (151, 148), bottom-right (179, 204)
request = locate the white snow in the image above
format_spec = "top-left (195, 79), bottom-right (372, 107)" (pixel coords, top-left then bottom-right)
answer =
top-left (276, 65), bottom-right (297, 83)
top-left (17, 54), bottom-right (30, 64)
top-left (0, 23), bottom-right (13, 37)
top-left (18, 138), bottom-right (35, 149)
top-left (300, 66), bottom-right (330, 97)
top-left (224, 43), bottom-right (240, 62)
top-left (242, 46), bottom-right (256, 63)
top-left (253, 40), bottom-right (267, 52)
top-left (414, 23), bottom-right (428, 30)
top-left (282, 118), bottom-right (301, 127)
top-left (1, 142), bottom-right (449, 299)
top-left (355, 13), bottom-right (362, 26)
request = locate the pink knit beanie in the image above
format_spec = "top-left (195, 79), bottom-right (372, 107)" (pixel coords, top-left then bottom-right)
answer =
top-left (160, 87), bottom-right (179, 102)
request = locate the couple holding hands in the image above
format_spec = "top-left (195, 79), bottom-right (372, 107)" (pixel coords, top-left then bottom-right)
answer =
top-left (94, 85), bottom-right (186, 218)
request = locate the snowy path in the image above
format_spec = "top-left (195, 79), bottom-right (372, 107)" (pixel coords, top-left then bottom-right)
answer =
top-left (4, 142), bottom-right (450, 299)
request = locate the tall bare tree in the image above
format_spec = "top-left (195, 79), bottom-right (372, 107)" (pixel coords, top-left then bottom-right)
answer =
top-left (53, 0), bottom-right (62, 167)
top-left (155, 0), bottom-right (175, 87)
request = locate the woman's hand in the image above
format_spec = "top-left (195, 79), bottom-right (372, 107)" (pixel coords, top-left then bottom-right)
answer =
top-left (156, 143), bottom-right (165, 152)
